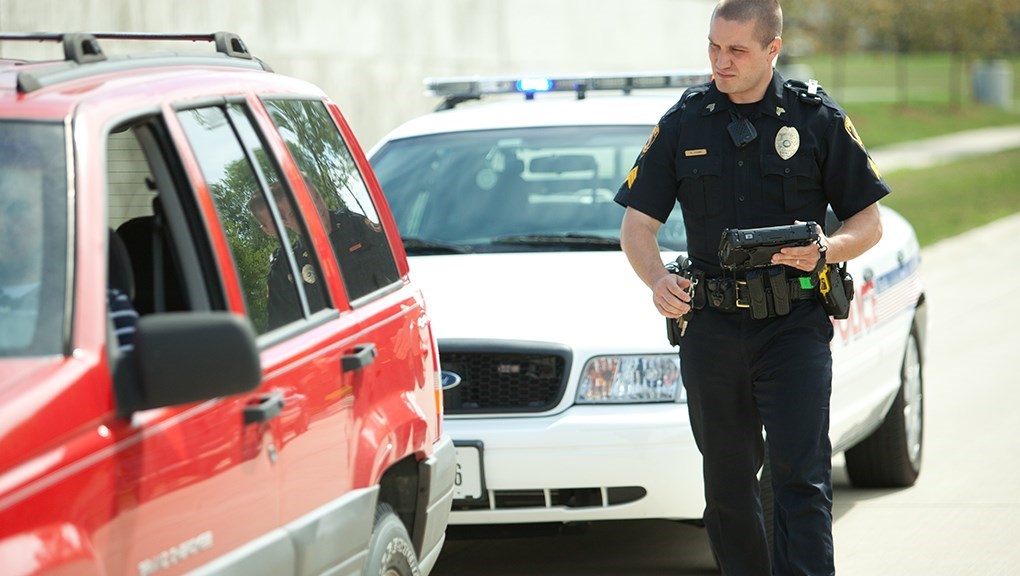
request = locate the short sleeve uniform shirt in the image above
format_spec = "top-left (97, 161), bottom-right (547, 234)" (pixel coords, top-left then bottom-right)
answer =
top-left (615, 70), bottom-right (891, 275)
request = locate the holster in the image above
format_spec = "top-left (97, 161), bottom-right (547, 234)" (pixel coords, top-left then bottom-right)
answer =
top-left (666, 315), bottom-right (682, 347)
top-left (706, 277), bottom-right (737, 313)
top-left (664, 257), bottom-right (702, 347)
top-left (818, 263), bottom-right (854, 319)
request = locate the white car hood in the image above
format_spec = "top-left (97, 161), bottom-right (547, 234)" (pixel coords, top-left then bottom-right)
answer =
top-left (408, 251), bottom-right (680, 353)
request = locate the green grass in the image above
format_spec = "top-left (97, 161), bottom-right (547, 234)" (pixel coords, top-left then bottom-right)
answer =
top-left (793, 53), bottom-right (1020, 102)
top-left (782, 52), bottom-right (1020, 246)
top-left (882, 148), bottom-right (1020, 246)
top-left (842, 102), bottom-right (1020, 149)
top-left (787, 52), bottom-right (1020, 148)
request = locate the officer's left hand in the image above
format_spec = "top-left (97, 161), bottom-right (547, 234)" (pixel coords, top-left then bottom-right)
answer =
top-left (772, 221), bottom-right (828, 272)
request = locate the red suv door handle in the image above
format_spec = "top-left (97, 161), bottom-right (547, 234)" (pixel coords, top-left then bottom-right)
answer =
top-left (243, 391), bottom-right (285, 425)
top-left (341, 343), bottom-right (377, 373)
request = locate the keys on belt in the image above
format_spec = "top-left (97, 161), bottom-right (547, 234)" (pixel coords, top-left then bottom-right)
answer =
top-left (677, 275), bottom-right (699, 337)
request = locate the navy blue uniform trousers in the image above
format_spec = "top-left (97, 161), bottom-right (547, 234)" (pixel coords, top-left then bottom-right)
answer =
top-left (679, 299), bottom-right (835, 576)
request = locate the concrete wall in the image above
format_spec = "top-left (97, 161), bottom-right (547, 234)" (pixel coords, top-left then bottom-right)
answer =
top-left (0, 0), bottom-right (716, 147)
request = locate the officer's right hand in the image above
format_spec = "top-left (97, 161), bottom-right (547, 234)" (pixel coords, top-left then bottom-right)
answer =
top-left (652, 273), bottom-right (692, 318)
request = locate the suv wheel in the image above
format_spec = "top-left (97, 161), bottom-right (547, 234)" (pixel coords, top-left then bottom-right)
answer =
top-left (366, 504), bottom-right (421, 576)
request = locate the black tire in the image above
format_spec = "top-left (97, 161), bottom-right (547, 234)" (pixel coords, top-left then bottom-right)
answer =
top-left (844, 324), bottom-right (924, 488)
top-left (365, 504), bottom-right (421, 576)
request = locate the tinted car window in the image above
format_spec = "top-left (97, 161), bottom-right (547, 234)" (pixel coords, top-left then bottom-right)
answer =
top-left (264, 99), bottom-right (399, 302)
top-left (0, 121), bottom-right (67, 356)
top-left (176, 104), bottom-right (326, 333)
top-left (371, 126), bottom-right (688, 252)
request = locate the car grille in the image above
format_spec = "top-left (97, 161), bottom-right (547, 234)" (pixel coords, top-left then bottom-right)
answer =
top-left (439, 340), bottom-right (572, 415)
top-left (452, 486), bottom-right (647, 511)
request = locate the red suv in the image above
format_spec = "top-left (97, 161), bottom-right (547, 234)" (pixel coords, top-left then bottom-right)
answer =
top-left (0, 32), bottom-right (453, 576)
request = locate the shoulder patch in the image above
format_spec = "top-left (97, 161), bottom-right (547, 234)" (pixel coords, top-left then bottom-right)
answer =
top-left (844, 116), bottom-right (865, 150)
top-left (641, 124), bottom-right (660, 154)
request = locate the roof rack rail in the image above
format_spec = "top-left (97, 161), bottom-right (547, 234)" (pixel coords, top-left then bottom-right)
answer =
top-left (425, 70), bottom-right (713, 110)
top-left (0, 32), bottom-right (268, 93)
top-left (0, 32), bottom-right (253, 63)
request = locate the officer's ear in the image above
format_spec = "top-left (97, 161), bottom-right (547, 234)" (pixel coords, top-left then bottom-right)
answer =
top-left (765, 36), bottom-right (781, 64)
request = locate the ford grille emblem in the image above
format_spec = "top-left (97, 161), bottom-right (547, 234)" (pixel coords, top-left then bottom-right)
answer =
top-left (441, 371), bottom-right (463, 391)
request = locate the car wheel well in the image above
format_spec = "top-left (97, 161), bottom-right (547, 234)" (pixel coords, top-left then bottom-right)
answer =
top-left (378, 455), bottom-right (420, 543)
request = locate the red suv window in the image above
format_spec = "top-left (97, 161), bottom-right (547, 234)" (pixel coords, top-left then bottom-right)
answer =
top-left (263, 99), bottom-right (400, 303)
top-left (176, 103), bottom-right (330, 334)
top-left (0, 120), bottom-right (67, 356)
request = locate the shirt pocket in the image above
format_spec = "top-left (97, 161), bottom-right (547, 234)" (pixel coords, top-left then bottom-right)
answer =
top-left (761, 153), bottom-right (820, 212)
top-left (675, 155), bottom-right (723, 216)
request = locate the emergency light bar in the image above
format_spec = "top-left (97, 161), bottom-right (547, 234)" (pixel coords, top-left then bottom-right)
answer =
top-left (425, 70), bottom-right (713, 110)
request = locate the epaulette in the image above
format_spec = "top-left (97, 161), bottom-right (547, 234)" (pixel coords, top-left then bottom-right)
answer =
top-left (783, 79), bottom-right (824, 106)
top-left (662, 83), bottom-right (710, 120)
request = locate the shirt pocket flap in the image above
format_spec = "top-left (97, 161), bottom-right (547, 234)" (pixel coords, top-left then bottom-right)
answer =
top-left (761, 153), bottom-right (817, 179)
top-left (676, 155), bottom-right (722, 181)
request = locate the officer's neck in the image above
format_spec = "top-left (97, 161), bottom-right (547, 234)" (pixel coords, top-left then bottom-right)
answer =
top-left (732, 100), bottom-right (761, 118)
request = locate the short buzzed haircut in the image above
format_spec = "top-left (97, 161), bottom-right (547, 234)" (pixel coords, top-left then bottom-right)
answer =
top-left (713, 0), bottom-right (783, 47)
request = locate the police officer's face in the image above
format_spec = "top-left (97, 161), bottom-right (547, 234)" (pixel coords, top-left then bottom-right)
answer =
top-left (708, 16), bottom-right (780, 104)
top-left (0, 168), bottom-right (44, 284)
top-left (251, 205), bottom-right (278, 238)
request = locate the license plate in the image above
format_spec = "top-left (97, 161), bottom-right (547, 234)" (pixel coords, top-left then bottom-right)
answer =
top-left (454, 443), bottom-right (484, 501)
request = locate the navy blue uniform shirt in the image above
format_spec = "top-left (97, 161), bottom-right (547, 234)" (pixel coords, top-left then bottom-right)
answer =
top-left (616, 70), bottom-right (890, 275)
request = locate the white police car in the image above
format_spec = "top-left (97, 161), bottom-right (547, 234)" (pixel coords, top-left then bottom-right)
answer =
top-left (368, 72), bottom-right (927, 529)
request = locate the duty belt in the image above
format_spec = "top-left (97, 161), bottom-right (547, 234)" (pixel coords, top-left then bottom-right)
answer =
top-left (695, 267), bottom-right (816, 319)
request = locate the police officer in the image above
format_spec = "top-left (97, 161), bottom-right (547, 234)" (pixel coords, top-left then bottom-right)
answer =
top-left (615, 0), bottom-right (889, 574)
top-left (248, 187), bottom-right (324, 331)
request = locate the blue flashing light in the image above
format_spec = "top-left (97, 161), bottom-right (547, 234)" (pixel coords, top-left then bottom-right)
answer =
top-left (515, 77), bottom-right (553, 93)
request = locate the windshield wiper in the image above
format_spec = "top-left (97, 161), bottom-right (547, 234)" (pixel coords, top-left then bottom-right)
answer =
top-left (400, 236), bottom-right (473, 255)
top-left (489, 233), bottom-right (621, 250)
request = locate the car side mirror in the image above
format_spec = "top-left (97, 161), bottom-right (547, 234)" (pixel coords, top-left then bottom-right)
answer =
top-left (114, 312), bottom-right (262, 416)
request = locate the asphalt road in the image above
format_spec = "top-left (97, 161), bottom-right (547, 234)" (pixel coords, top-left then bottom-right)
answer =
top-left (430, 212), bottom-right (1020, 576)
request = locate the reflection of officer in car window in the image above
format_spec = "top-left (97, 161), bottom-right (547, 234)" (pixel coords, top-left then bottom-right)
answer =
top-left (616, 1), bottom-right (888, 574)
top-left (0, 146), bottom-right (45, 319)
top-left (302, 176), bottom-right (398, 301)
top-left (248, 188), bottom-right (307, 330)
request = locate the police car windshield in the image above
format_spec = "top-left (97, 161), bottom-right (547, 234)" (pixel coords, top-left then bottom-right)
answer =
top-left (0, 120), bottom-right (67, 357)
top-left (371, 126), bottom-right (687, 253)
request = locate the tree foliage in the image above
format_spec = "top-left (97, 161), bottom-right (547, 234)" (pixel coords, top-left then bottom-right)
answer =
top-left (782, 0), bottom-right (1020, 106)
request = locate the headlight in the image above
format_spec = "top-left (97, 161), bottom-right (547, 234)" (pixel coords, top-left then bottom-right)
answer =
top-left (576, 355), bottom-right (684, 404)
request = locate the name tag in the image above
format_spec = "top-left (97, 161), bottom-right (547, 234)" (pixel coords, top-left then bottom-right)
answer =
top-left (684, 148), bottom-right (707, 157)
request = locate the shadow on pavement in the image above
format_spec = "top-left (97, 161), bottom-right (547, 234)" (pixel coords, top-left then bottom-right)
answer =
top-left (433, 519), bottom-right (719, 576)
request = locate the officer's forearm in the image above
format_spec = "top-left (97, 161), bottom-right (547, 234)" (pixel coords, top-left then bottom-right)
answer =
top-left (621, 208), bottom-right (668, 290)
top-left (825, 202), bottom-right (883, 263)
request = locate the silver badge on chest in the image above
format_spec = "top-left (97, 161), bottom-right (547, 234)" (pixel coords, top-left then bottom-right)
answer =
top-left (775, 126), bottom-right (800, 160)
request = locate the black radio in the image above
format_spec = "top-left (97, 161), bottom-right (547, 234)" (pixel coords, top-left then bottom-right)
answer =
top-left (718, 222), bottom-right (819, 271)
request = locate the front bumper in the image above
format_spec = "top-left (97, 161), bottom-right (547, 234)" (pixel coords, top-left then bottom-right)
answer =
top-left (445, 403), bottom-right (704, 525)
